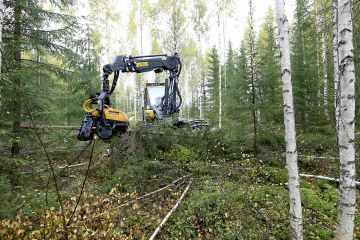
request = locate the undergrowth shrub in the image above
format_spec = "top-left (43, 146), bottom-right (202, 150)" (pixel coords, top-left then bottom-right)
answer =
top-left (297, 133), bottom-right (336, 154)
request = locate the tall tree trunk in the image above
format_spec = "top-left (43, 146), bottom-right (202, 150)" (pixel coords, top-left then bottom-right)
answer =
top-left (217, 10), bottom-right (222, 129)
top-left (333, 0), bottom-right (340, 138)
top-left (321, 29), bottom-right (329, 119)
top-left (275, 1), bottom-right (303, 239)
top-left (334, 0), bottom-right (356, 239)
top-left (202, 76), bottom-right (206, 118)
top-left (248, 0), bottom-right (258, 155)
top-left (0, 0), bottom-right (3, 112)
top-left (11, 1), bottom-right (22, 157)
top-left (223, 13), bottom-right (227, 119)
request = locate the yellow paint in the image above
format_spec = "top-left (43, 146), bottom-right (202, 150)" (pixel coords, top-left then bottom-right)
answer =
top-left (104, 107), bottom-right (129, 122)
top-left (144, 109), bottom-right (155, 121)
top-left (82, 99), bottom-right (97, 113)
top-left (136, 61), bottom-right (149, 68)
top-left (91, 110), bottom-right (100, 117)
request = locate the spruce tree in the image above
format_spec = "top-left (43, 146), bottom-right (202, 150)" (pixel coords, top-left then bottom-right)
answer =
top-left (257, 7), bottom-right (282, 127)
top-left (207, 46), bottom-right (220, 125)
top-left (224, 42), bottom-right (235, 120)
top-left (292, 0), bottom-right (321, 129)
top-left (1, 0), bottom-right (91, 156)
top-left (244, 0), bottom-right (260, 154)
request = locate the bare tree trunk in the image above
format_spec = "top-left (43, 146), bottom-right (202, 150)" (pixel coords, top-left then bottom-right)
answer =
top-left (320, 17), bottom-right (329, 119)
top-left (223, 12), bottom-right (227, 120)
top-left (202, 76), bottom-right (206, 119)
top-left (0, 0), bottom-right (3, 111)
top-left (333, 0), bottom-right (340, 138)
top-left (11, 1), bottom-right (22, 157)
top-left (217, 10), bottom-right (222, 129)
top-left (198, 36), bottom-right (204, 119)
top-left (275, 1), bottom-right (303, 239)
top-left (321, 29), bottom-right (329, 119)
top-left (334, 0), bottom-right (356, 239)
top-left (248, 0), bottom-right (258, 155)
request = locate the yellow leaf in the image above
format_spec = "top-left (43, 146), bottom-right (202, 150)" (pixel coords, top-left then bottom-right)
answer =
top-left (132, 203), bottom-right (140, 210)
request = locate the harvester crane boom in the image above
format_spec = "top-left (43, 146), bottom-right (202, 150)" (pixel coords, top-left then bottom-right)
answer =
top-left (77, 53), bottom-right (183, 141)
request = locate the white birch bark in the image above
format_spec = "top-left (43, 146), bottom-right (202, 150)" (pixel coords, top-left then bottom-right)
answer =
top-left (275, 1), bottom-right (303, 239)
top-left (334, 0), bottom-right (356, 239)
top-left (223, 12), bottom-right (227, 92)
top-left (217, 10), bottom-right (222, 129)
top-left (321, 29), bottom-right (329, 118)
top-left (199, 82), bottom-right (203, 119)
top-left (333, 0), bottom-right (340, 137)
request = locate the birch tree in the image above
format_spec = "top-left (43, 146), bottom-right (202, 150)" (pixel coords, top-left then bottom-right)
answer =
top-left (334, 0), bottom-right (357, 239)
top-left (275, 0), bottom-right (303, 239)
top-left (321, 16), bottom-right (329, 119)
top-left (192, 0), bottom-right (208, 119)
top-left (216, 0), bottom-right (223, 129)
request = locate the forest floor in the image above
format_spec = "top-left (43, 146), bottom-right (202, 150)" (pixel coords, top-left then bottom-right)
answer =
top-left (0, 127), bottom-right (360, 239)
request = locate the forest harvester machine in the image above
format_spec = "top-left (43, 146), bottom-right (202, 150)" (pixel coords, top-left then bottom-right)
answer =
top-left (76, 53), bottom-right (208, 141)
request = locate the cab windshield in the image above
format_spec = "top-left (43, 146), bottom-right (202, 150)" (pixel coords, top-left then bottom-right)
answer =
top-left (147, 85), bottom-right (165, 108)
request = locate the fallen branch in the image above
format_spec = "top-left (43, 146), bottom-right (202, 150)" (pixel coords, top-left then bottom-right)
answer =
top-left (298, 154), bottom-right (360, 161)
top-left (19, 124), bottom-right (78, 130)
top-left (118, 174), bottom-right (191, 208)
top-left (300, 173), bottom-right (360, 185)
top-left (298, 155), bottom-right (338, 160)
top-left (92, 174), bottom-right (191, 220)
top-left (148, 179), bottom-right (192, 240)
top-left (58, 162), bottom-right (88, 169)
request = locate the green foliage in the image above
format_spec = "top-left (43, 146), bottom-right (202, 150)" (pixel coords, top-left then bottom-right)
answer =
top-left (206, 46), bottom-right (220, 125)
top-left (163, 144), bottom-right (197, 165)
top-left (297, 132), bottom-right (336, 153)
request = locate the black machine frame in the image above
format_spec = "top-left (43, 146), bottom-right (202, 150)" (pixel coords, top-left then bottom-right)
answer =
top-left (102, 53), bottom-right (182, 118)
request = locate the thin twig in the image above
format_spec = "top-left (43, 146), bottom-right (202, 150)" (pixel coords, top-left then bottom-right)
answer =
top-left (58, 141), bottom-right (92, 176)
top-left (12, 142), bottom-right (91, 216)
top-left (67, 139), bottom-right (96, 226)
top-left (118, 174), bottom-right (191, 208)
top-left (24, 103), bottom-right (67, 233)
top-left (148, 179), bottom-right (192, 240)
top-left (92, 174), bottom-right (191, 220)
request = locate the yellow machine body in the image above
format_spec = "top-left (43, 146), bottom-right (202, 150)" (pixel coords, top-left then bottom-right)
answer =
top-left (83, 99), bottom-right (128, 123)
top-left (104, 107), bottom-right (129, 122)
top-left (144, 109), bottom-right (155, 121)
